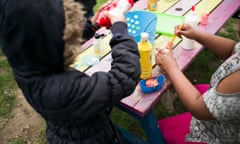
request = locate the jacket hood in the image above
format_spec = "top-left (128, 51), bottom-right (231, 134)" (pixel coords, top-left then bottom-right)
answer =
top-left (0, 0), bottom-right (85, 79)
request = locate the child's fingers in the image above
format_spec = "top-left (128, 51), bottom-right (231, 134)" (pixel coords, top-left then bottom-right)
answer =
top-left (156, 47), bottom-right (170, 54)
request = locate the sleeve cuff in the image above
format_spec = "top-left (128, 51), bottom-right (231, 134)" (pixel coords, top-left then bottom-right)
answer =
top-left (110, 22), bottom-right (129, 36)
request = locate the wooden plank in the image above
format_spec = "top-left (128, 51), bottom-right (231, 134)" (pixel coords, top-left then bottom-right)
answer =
top-left (165, 0), bottom-right (200, 16)
top-left (194, 0), bottom-right (223, 18)
top-left (156, 0), bottom-right (180, 13)
top-left (198, 0), bottom-right (240, 34)
top-left (72, 33), bottom-right (112, 72)
top-left (85, 54), bottom-right (112, 75)
top-left (131, 0), bottom-right (148, 10)
top-left (132, 0), bottom-right (180, 12)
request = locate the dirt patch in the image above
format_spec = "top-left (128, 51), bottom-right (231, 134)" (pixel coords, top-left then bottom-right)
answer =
top-left (0, 88), bottom-right (45, 144)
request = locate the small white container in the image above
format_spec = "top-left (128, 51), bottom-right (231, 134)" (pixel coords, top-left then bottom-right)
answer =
top-left (182, 6), bottom-right (199, 50)
top-left (93, 33), bottom-right (105, 56)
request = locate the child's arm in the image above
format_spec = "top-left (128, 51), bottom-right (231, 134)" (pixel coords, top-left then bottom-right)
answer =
top-left (177, 24), bottom-right (236, 59)
top-left (193, 30), bottom-right (236, 59)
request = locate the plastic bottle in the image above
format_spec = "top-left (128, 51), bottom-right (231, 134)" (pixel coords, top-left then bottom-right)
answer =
top-left (82, 33), bottom-right (105, 66)
top-left (93, 33), bottom-right (105, 56)
top-left (138, 32), bottom-right (153, 79)
top-left (147, 0), bottom-right (157, 11)
top-left (95, 0), bottom-right (134, 29)
top-left (182, 6), bottom-right (199, 50)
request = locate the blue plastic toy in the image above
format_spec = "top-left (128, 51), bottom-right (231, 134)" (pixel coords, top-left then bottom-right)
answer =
top-left (140, 75), bottom-right (165, 93)
top-left (126, 10), bottom-right (157, 44)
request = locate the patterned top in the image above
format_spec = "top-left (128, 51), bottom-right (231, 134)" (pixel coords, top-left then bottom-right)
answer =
top-left (186, 42), bottom-right (240, 144)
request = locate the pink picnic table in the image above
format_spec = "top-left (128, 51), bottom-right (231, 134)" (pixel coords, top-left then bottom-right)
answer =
top-left (79, 0), bottom-right (240, 143)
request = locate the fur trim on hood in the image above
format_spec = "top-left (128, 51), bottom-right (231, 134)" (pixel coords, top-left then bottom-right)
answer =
top-left (63, 0), bottom-right (85, 71)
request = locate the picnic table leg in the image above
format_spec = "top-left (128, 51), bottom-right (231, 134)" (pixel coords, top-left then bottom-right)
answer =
top-left (138, 110), bottom-right (166, 144)
top-left (116, 105), bottom-right (166, 144)
top-left (114, 124), bottom-right (147, 144)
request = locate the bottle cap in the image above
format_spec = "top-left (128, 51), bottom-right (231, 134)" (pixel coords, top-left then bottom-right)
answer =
top-left (140, 32), bottom-right (149, 41)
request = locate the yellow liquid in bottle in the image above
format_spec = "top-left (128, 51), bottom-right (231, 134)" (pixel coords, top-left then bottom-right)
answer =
top-left (138, 33), bottom-right (152, 79)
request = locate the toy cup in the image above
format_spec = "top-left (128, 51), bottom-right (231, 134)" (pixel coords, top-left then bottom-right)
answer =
top-left (201, 13), bottom-right (209, 25)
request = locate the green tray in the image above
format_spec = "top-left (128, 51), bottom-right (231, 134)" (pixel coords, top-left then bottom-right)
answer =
top-left (155, 13), bottom-right (185, 36)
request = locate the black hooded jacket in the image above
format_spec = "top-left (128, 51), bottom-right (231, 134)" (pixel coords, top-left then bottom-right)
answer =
top-left (0, 0), bottom-right (140, 143)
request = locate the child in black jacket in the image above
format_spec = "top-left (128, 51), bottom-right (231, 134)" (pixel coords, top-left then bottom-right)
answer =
top-left (0, 0), bottom-right (140, 143)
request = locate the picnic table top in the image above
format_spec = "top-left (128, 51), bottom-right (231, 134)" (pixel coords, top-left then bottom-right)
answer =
top-left (73, 0), bottom-right (240, 117)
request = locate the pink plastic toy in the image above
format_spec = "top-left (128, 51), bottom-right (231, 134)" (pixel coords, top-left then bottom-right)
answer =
top-left (201, 13), bottom-right (209, 25)
top-left (158, 84), bottom-right (210, 144)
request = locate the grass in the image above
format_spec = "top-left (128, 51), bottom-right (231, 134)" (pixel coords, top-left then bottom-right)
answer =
top-left (0, 50), bottom-right (17, 130)
top-left (0, 1), bottom-right (238, 143)
top-left (10, 138), bottom-right (26, 144)
top-left (93, 0), bottom-right (108, 12)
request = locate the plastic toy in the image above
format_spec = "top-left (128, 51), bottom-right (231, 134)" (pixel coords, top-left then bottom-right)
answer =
top-left (140, 75), bottom-right (165, 93)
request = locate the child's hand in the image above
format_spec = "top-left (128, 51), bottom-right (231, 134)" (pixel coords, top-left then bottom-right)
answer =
top-left (155, 46), bottom-right (179, 73)
top-left (91, 1), bottom-right (113, 23)
top-left (104, 9), bottom-right (126, 24)
top-left (175, 24), bottom-right (197, 40)
top-left (166, 42), bottom-right (173, 50)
